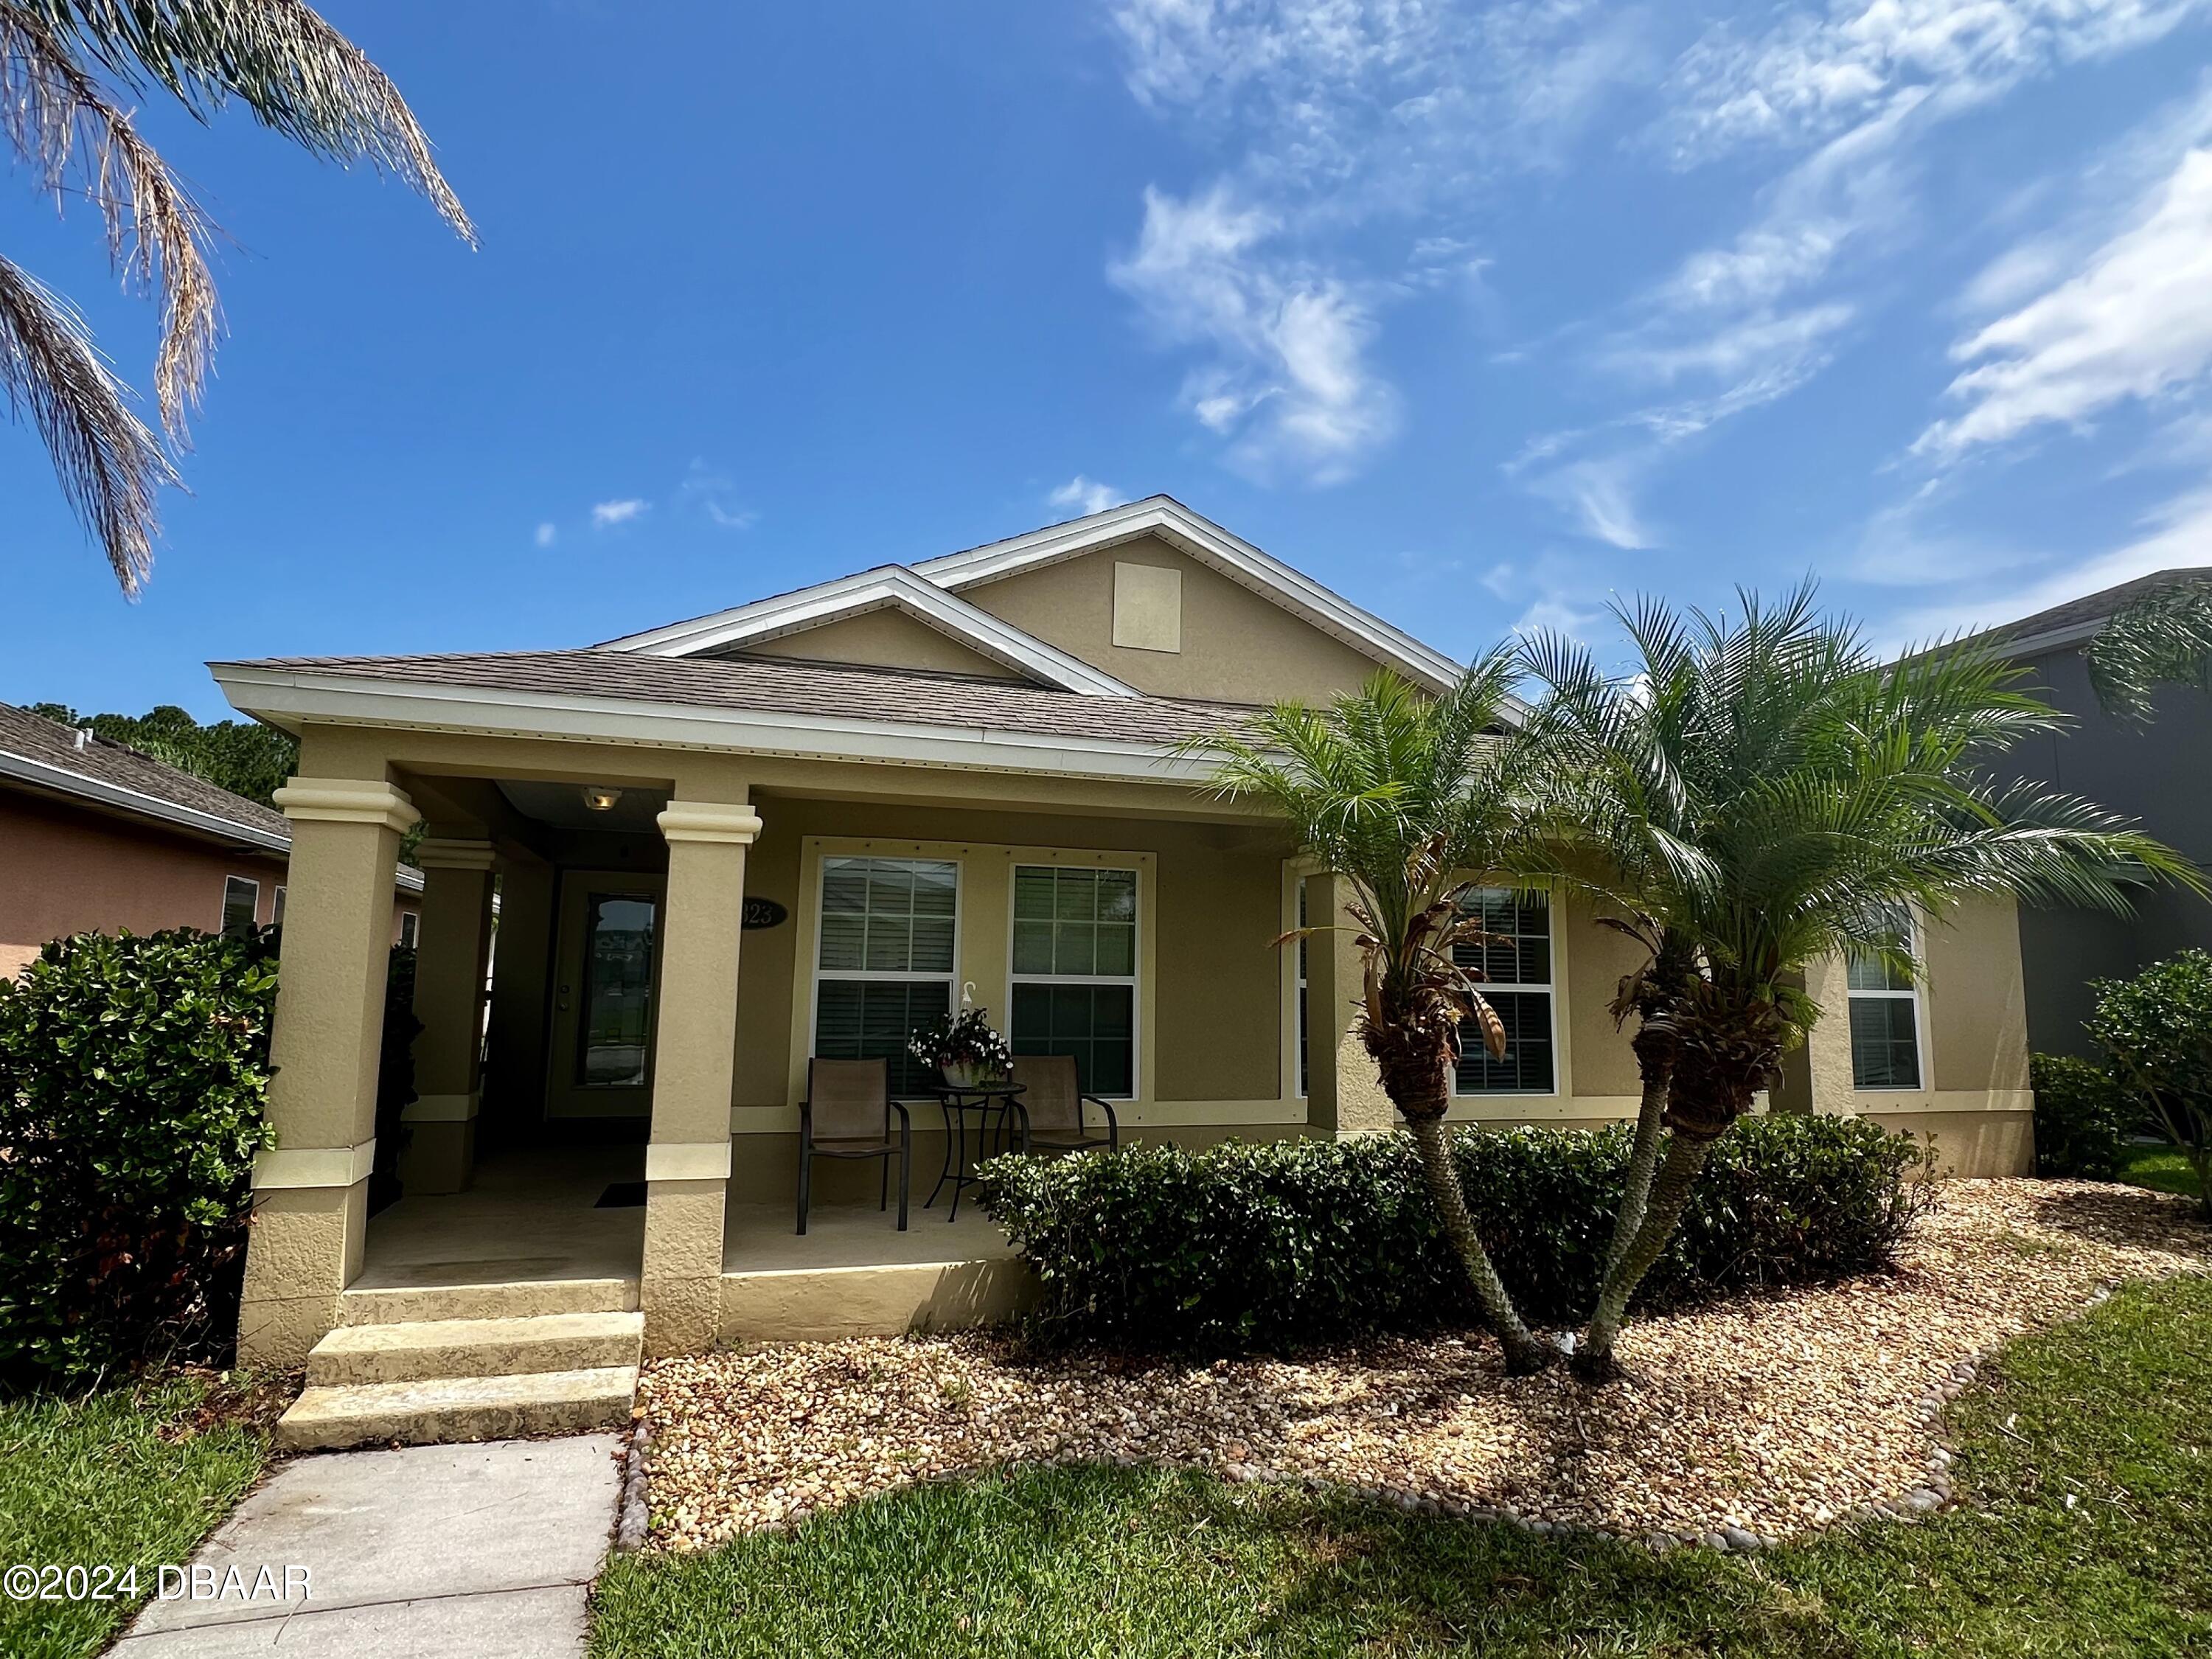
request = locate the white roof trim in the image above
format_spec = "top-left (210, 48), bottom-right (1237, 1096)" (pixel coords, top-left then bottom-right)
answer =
top-left (913, 495), bottom-right (1468, 695)
top-left (593, 566), bottom-right (1141, 698)
top-left (212, 663), bottom-right (1211, 787)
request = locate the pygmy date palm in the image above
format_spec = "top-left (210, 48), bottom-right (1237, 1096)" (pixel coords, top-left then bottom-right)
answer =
top-left (2, 0), bottom-right (473, 593)
top-left (1184, 656), bottom-right (1560, 1375)
top-left (1523, 585), bottom-right (2199, 1380)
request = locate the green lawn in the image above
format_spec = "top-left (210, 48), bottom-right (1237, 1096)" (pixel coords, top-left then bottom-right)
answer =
top-left (591, 1273), bottom-right (2212, 1658)
top-left (0, 1373), bottom-right (274, 1659)
top-left (2119, 1143), bottom-right (2205, 1203)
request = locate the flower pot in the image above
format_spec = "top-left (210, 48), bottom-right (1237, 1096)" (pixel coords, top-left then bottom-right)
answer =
top-left (942, 1060), bottom-right (996, 1089)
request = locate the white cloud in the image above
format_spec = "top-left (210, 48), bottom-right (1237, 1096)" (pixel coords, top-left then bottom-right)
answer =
top-left (1655, 0), bottom-right (2211, 165)
top-left (1048, 476), bottom-right (1122, 517)
top-left (1110, 184), bottom-right (1397, 481)
top-left (1528, 454), bottom-right (1658, 550)
top-left (1916, 147), bottom-right (2212, 457)
top-left (591, 498), bottom-right (650, 529)
top-left (534, 522), bottom-right (557, 548)
top-left (678, 461), bottom-right (757, 532)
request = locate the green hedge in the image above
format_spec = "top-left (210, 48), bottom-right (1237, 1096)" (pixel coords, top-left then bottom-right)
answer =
top-left (978, 1115), bottom-right (1928, 1353)
top-left (2029, 1053), bottom-right (2136, 1180)
top-left (0, 930), bottom-right (280, 1388)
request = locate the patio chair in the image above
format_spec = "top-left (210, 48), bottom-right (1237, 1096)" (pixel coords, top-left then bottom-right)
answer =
top-left (799, 1057), bottom-right (911, 1234)
top-left (1006, 1054), bottom-right (1119, 1156)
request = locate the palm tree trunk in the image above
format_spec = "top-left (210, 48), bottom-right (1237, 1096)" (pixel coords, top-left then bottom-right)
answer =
top-left (1405, 1113), bottom-right (1556, 1375)
top-left (1575, 1132), bottom-right (1713, 1380)
top-left (1601, 1060), bottom-right (1670, 1284)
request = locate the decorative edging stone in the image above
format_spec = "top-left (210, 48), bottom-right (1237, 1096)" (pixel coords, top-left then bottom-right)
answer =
top-left (613, 1419), bottom-right (652, 1551)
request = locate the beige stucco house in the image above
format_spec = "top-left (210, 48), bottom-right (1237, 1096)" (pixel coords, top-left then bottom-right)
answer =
top-left (212, 497), bottom-right (2033, 1437)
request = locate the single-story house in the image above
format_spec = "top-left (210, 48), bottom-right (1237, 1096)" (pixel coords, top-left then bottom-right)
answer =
top-left (0, 700), bottom-right (421, 978)
top-left (1969, 568), bottom-right (2212, 1059)
top-left (209, 495), bottom-right (2035, 1397)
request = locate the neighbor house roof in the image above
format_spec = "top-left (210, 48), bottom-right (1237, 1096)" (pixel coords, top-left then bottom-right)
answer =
top-left (1984, 566), bottom-right (2212, 657)
top-left (0, 702), bottom-right (424, 891)
top-left (211, 650), bottom-right (1262, 782)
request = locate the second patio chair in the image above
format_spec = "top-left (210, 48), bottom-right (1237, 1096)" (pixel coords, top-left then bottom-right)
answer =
top-left (798, 1057), bottom-right (911, 1234)
top-left (1006, 1054), bottom-right (1119, 1156)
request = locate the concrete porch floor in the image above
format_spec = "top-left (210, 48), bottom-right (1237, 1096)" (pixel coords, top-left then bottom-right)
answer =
top-left (353, 1144), bottom-right (1016, 1293)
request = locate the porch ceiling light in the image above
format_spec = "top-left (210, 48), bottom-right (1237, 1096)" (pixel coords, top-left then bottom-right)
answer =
top-left (582, 785), bottom-right (622, 813)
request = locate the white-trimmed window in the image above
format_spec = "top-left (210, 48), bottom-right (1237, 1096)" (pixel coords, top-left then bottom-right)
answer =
top-left (1453, 886), bottom-right (1556, 1094)
top-left (1296, 878), bottom-right (1310, 1099)
top-left (221, 876), bottom-right (260, 937)
top-left (271, 886), bottom-right (288, 927)
top-left (1847, 903), bottom-right (1924, 1090)
top-left (813, 855), bottom-right (959, 1094)
top-left (1009, 864), bottom-right (1138, 1098)
top-left (398, 911), bottom-right (420, 950)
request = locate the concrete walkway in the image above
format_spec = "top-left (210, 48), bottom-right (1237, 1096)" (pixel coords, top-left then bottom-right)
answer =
top-left (113, 1435), bottom-right (623, 1657)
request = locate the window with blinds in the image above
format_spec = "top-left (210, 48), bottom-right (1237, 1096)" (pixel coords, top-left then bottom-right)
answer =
top-left (1847, 903), bottom-right (1923, 1089)
top-left (1009, 864), bottom-right (1138, 1099)
top-left (813, 855), bottom-right (959, 1093)
top-left (1452, 886), bottom-right (1556, 1094)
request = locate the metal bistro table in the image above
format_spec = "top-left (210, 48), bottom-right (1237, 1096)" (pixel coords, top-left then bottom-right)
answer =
top-left (925, 1080), bottom-right (1027, 1221)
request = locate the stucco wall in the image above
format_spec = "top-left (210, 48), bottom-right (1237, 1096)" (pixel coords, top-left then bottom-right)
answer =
top-left (733, 607), bottom-right (1025, 679)
top-left (956, 535), bottom-right (1387, 705)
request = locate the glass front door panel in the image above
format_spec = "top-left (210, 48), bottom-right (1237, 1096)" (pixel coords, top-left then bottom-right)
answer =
top-left (577, 893), bottom-right (657, 1088)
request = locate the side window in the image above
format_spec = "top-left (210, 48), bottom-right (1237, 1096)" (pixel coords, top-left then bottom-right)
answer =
top-left (1847, 903), bottom-right (1923, 1089)
top-left (221, 876), bottom-right (260, 937)
top-left (1453, 886), bottom-right (1555, 1094)
top-left (398, 911), bottom-right (420, 950)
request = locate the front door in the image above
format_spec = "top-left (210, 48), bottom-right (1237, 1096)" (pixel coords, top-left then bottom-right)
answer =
top-left (545, 871), bottom-right (667, 1119)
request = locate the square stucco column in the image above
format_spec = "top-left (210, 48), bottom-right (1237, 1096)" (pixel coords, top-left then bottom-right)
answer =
top-left (1303, 871), bottom-right (1397, 1138)
top-left (238, 777), bottom-right (418, 1367)
top-left (643, 798), bottom-right (761, 1356)
top-left (400, 838), bottom-right (498, 1196)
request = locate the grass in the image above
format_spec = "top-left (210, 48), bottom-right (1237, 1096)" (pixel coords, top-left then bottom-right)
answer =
top-left (2118, 1142), bottom-right (2205, 1203)
top-left (591, 1273), bottom-right (2212, 1658)
top-left (0, 1372), bottom-right (274, 1659)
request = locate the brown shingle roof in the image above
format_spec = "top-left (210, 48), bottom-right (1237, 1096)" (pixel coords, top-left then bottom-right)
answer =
top-left (220, 650), bottom-right (1264, 748)
top-left (0, 701), bottom-right (290, 841)
top-left (1989, 566), bottom-right (2212, 650)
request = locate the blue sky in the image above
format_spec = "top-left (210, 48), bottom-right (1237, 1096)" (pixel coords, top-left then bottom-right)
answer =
top-left (9, 1), bottom-right (2212, 720)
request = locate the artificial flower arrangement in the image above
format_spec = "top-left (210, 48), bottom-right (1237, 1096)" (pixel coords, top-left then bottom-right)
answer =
top-left (908, 984), bottom-right (1012, 1088)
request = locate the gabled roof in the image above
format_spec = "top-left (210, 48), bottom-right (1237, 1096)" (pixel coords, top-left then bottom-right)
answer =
top-left (914, 495), bottom-right (1466, 693)
top-left (1983, 566), bottom-right (2212, 658)
top-left (0, 702), bottom-right (424, 893)
top-left (594, 565), bottom-right (1141, 698)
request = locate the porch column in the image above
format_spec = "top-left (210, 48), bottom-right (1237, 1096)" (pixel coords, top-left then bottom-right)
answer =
top-left (237, 777), bottom-right (418, 1366)
top-left (399, 838), bottom-right (498, 1196)
top-left (642, 797), bottom-right (762, 1356)
top-left (1303, 871), bottom-right (1395, 1138)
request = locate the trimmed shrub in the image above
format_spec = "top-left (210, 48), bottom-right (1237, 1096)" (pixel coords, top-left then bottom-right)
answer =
top-left (2030, 1053), bottom-right (2135, 1180)
top-left (978, 1114), bottom-right (1928, 1354)
top-left (2087, 951), bottom-right (2212, 1215)
top-left (0, 929), bottom-right (279, 1388)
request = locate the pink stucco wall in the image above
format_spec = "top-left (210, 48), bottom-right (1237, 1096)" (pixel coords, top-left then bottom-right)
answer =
top-left (1, 789), bottom-right (418, 977)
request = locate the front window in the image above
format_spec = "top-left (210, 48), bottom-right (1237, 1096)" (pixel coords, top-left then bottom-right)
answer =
top-left (813, 856), bottom-right (958, 1094)
top-left (1453, 886), bottom-right (1555, 1094)
top-left (221, 876), bottom-right (259, 936)
top-left (1847, 903), bottom-right (1923, 1089)
top-left (1009, 864), bottom-right (1138, 1098)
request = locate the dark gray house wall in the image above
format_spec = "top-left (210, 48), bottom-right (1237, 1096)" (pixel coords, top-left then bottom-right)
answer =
top-left (1993, 644), bottom-right (2212, 1058)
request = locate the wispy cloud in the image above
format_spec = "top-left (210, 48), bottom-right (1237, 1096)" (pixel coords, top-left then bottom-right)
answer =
top-left (591, 498), bottom-right (650, 529)
top-left (1109, 184), bottom-right (1397, 482)
top-left (1916, 147), bottom-right (2212, 458)
top-left (678, 461), bottom-right (758, 532)
top-left (534, 522), bottom-right (557, 548)
top-left (1048, 476), bottom-right (1122, 517)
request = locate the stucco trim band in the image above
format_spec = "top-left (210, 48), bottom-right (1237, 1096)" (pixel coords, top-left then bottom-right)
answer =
top-left (272, 778), bottom-right (420, 836)
top-left (1842, 1089), bottom-right (2034, 1117)
top-left (414, 837), bottom-right (498, 871)
top-left (402, 1091), bottom-right (481, 1124)
top-left (251, 1139), bottom-right (375, 1191)
top-left (647, 1141), bottom-right (736, 1181)
top-left (658, 801), bottom-right (764, 845)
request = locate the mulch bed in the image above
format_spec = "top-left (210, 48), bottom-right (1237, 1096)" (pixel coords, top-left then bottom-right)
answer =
top-left (638, 1179), bottom-right (2211, 1552)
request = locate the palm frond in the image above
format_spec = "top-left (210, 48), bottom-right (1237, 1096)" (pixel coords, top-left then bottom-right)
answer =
top-left (0, 254), bottom-right (173, 591)
top-left (2081, 580), bottom-right (2212, 726)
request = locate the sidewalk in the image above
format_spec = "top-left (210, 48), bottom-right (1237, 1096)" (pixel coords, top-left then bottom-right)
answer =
top-left (112, 1434), bottom-right (623, 1657)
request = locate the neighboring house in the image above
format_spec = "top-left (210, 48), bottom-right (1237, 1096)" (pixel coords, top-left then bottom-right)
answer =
top-left (209, 495), bottom-right (2036, 1372)
top-left (0, 700), bottom-right (422, 978)
top-left (1972, 568), bottom-right (2212, 1060)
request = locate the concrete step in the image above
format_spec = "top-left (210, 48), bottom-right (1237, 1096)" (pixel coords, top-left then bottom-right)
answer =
top-left (338, 1276), bottom-right (639, 1326)
top-left (307, 1312), bottom-right (644, 1386)
top-left (275, 1366), bottom-right (640, 1453)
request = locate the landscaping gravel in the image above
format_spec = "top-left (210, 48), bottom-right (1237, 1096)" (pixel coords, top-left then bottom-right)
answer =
top-left (638, 1178), bottom-right (2211, 1552)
